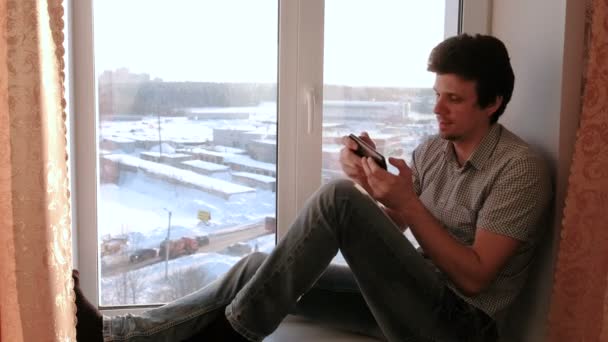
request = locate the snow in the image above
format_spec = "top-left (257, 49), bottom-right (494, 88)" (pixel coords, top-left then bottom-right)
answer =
top-left (182, 148), bottom-right (229, 158)
top-left (210, 145), bottom-right (246, 154)
top-left (232, 171), bottom-right (275, 183)
top-left (98, 160), bottom-right (276, 305)
top-left (100, 116), bottom-right (214, 145)
top-left (104, 137), bottom-right (136, 143)
top-left (182, 160), bottom-right (230, 172)
top-left (104, 154), bottom-right (256, 196)
top-left (224, 154), bottom-right (275, 173)
top-left (140, 151), bottom-right (191, 160)
top-left (148, 143), bottom-right (176, 154)
top-left (253, 138), bottom-right (276, 145)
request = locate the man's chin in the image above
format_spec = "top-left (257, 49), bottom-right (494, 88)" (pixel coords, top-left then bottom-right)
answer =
top-left (439, 131), bottom-right (457, 141)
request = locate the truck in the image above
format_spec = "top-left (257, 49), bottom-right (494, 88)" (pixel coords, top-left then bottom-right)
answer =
top-left (159, 237), bottom-right (199, 259)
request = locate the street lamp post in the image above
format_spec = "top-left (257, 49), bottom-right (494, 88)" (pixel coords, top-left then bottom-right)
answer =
top-left (163, 209), bottom-right (172, 280)
top-left (157, 113), bottom-right (163, 157)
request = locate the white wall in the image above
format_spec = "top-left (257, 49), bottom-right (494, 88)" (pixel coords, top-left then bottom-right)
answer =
top-left (491, 0), bottom-right (586, 340)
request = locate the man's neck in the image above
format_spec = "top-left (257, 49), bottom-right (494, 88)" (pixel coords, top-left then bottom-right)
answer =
top-left (451, 125), bottom-right (493, 166)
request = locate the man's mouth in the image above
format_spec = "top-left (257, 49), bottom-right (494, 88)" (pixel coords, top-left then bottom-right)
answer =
top-left (439, 121), bottom-right (451, 129)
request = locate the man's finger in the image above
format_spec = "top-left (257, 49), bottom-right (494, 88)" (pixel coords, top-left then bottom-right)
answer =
top-left (359, 132), bottom-right (375, 147)
top-left (388, 157), bottom-right (410, 173)
top-left (361, 157), bottom-right (372, 175)
top-left (342, 135), bottom-right (359, 150)
top-left (365, 157), bottom-right (386, 175)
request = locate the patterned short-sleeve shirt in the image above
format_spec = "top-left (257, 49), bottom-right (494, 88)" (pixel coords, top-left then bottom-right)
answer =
top-left (411, 124), bottom-right (553, 316)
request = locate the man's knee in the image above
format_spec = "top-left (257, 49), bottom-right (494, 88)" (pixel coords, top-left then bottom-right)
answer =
top-left (319, 179), bottom-right (375, 208)
top-left (245, 251), bottom-right (267, 266)
top-left (240, 252), bottom-right (267, 278)
top-left (319, 179), bottom-right (363, 201)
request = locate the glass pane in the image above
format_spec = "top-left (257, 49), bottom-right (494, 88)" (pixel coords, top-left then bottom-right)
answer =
top-left (323, 1), bottom-right (450, 262)
top-left (94, 0), bottom-right (278, 306)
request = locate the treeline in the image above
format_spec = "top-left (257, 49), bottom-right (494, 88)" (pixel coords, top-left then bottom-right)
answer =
top-left (98, 81), bottom-right (434, 116)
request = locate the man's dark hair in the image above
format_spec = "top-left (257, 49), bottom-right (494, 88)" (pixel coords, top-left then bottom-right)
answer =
top-left (427, 34), bottom-right (515, 123)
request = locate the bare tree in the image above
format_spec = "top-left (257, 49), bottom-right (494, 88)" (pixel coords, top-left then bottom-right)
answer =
top-left (126, 269), bottom-right (146, 304)
top-left (101, 269), bottom-right (146, 305)
top-left (152, 266), bottom-right (214, 302)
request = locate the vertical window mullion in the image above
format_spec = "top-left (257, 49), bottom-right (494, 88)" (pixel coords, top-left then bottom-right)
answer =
top-left (295, 0), bottom-right (325, 211)
top-left (277, 0), bottom-right (324, 239)
top-left (71, 0), bottom-right (101, 305)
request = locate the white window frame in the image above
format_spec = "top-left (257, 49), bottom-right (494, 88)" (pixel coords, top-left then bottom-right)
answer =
top-left (66, 0), bottom-right (486, 313)
top-left (459, 0), bottom-right (493, 35)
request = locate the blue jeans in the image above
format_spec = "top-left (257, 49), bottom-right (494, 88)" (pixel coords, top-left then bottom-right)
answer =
top-left (103, 179), bottom-right (496, 341)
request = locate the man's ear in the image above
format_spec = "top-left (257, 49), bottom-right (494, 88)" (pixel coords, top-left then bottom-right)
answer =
top-left (486, 96), bottom-right (503, 117)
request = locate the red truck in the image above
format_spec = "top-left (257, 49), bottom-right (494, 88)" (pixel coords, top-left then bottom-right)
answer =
top-left (159, 237), bottom-right (199, 259)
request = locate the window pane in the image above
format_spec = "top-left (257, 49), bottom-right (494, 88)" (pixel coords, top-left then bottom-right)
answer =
top-left (323, 1), bottom-right (450, 261)
top-left (94, 0), bottom-right (278, 306)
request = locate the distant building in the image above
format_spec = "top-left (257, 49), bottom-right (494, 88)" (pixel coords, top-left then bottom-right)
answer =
top-left (102, 154), bottom-right (256, 200)
top-left (232, 172), bottom-right (276, 192)
top-left (180, 160), bottom-right (231, 180)
top-left (140, 152), bottom-right (193, 166)
top-left (224, 155), bottom-right (276, 177)
top-left (323, 100), bottom-right (409, 122)
top-left (98, 68), bottom-right (152, 84)
top-left (186, 108), bottom-right (250, 120)
top-left (100, 137), bottom-right (136, 153)
top-left (247, 139), bottom-right (276, 163)
top-left (213, 127), bottom-right (276, 151)
top-left (213, 127), bottom-right (254, 148)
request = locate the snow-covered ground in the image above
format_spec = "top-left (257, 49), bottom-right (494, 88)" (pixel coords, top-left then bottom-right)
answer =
top-left (97, 105), bottom-right (434, 306)
top-left (98, 113), bottom-right (281, 305)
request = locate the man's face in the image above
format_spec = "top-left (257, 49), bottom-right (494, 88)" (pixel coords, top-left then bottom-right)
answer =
top-left (433, 73), bottom-right (498, 144)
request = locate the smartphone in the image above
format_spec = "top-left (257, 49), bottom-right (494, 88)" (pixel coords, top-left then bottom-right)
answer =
top-left (348, 134), bottom-right (387, 170)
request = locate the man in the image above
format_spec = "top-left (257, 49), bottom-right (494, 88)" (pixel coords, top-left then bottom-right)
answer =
top-left (74, 34), bottom-right (552, 341)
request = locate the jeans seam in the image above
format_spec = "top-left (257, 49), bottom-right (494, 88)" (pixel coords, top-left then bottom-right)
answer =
top-left (226, 310), bottom-right (262, 342)
top-left (349, 206), bottom-right (438, 294)
top-left (227, 214), bottom-right (326, 339)
top-left (104, 300), bottom-right (229, 341)
top-left (244, 211), bottom-right (325, 306)
top-left (339, 199), bottom-right (448, 341)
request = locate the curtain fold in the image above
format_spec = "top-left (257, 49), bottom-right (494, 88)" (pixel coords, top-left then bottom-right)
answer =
top-left (0, 0), bottom-right (75, 341)
top-left (546, 0), bottom-right (608, 341)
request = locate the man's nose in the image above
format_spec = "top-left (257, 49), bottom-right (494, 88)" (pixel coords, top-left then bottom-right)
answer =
top-left (433, 97), bottom-right (446, 115)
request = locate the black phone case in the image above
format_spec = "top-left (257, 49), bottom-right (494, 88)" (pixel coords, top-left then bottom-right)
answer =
top-left (349, 134), bottom-right (387, 170)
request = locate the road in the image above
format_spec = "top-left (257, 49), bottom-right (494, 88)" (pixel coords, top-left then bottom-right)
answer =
top-left (101, 223), bottom-right (271, 277)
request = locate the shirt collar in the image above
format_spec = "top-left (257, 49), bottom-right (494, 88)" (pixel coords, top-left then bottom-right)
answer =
top-left (442, 124), bottom-right (503, 170)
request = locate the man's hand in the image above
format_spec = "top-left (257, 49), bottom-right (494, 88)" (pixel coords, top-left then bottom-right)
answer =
top-left (361, 156), bottom-right (417, 218)
top-left (339, 132), bottom-right (375, 192)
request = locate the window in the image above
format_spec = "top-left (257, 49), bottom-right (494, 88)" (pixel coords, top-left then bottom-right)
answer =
top-left (321, 1), bottom-right (450, 184)
top-left (68, 0), bottom-right (481, 311)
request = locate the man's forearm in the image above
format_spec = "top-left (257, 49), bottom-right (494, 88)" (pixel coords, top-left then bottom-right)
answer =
top-left (382, 207), bottom-right (408, 232)
top-left (399, 199), bottom-right (488, 296)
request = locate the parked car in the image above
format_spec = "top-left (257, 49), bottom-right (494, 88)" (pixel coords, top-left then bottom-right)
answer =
top-left (129, 248), bottom-right (157, 263)
top-left (225, 242), bottom-right (252, 255)
top-left (195, 235), bottom-right (210, 247)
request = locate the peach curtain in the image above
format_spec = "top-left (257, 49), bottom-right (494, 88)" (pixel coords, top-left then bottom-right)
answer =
top-left (0, 0), bottom-right (75, 341)
top-left (547, 0), bottom-right (608, 341)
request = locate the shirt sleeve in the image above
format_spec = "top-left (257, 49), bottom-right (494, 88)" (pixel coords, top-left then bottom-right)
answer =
top-left (477, 155), bottom-right (553, 241)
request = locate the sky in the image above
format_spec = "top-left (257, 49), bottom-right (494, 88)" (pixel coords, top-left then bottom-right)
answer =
top-left (94, 0), bottom-right (448, 88)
